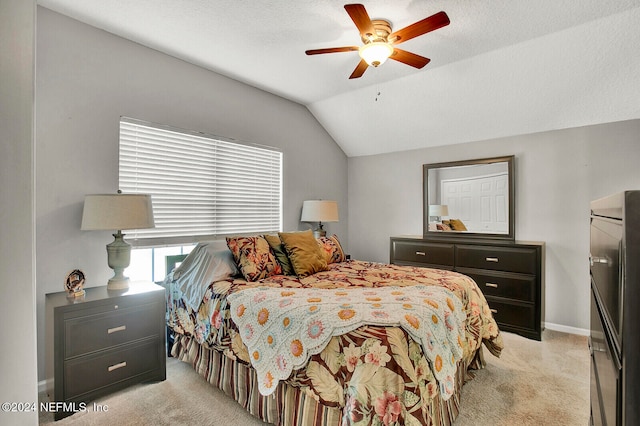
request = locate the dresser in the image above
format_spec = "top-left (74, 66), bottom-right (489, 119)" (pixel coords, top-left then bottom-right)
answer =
top-left (390, 236), bottom-right (545, 340)
top-left (590, 191), bottom-right (640, 426)
top-left (46, 281), bottom-right (166, 420)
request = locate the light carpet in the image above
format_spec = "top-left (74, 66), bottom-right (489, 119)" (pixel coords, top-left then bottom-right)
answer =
top-left (39, 330), bottom-right (589, 425)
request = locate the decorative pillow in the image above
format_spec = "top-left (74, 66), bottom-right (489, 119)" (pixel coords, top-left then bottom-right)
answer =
top-left (448, 219), bottom-right (468, 231)
top-left (317, 234), bottom-right (346, 264)
top-left (172, 241), bottom-right (239, 310)
top-left (263, 234), bottom-right (295, 275)
top-left (278, 230), bottom-right (328, 277)
top-left (226, 236), bottom-right (282, 282)
top-left (436, 223), bottom-right (452, 231)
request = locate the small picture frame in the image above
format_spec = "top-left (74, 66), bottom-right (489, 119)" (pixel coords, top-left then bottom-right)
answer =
top-left (65, 269), bottom-right (86, 298)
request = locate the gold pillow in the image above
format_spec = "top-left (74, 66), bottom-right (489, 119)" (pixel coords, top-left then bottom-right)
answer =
top-left (449, 219), bottom-right (468, 231)
top-left (278, 230), bottom-right (328, 277)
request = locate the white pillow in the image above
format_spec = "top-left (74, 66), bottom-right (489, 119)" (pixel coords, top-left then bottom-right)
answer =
top-left (172, 241), bottom-right (238, 310)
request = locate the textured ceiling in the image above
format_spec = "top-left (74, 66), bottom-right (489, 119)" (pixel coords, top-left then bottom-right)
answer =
top-left (38, 0), bottom-right (640, 156)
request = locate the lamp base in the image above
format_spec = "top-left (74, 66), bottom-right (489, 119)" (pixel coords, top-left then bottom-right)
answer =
top-left (313, 222), bottom-right (326, 239)
top-left (312, 230), bottom-right (326, 239)
top-left (107, 276), bottom-right (130, 291)
top-left (106, 230), bottom-right (132, 291)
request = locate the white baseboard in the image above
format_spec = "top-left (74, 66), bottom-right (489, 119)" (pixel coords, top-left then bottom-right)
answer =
top-left (38, 378), bottom-right (50, 394)
top-left (544, 322), bottom-right (589, 336)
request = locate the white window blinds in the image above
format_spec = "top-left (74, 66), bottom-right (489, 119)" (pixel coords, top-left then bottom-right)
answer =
top-left (119, 118), bottom-right (282, 246)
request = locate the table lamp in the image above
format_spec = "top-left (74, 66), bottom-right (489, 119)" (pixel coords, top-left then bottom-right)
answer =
top-left (301, 200), bottom-right (338, 238)
top-left (429, 204), bottom-right (449, 223)
top-left (81, 192), bottom-right (155, 290)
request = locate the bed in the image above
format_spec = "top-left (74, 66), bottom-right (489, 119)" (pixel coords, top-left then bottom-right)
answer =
top-left (164, 231), bottom-right (503, 425)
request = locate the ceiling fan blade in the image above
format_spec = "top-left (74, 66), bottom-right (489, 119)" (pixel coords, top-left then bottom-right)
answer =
top-left (344, 4), bottom-right (374, 37)
top-left (306, 46), bottom-right (359, 55)
top-left (349, 59), bottom-right (369, 79)
top-left (389, 48), bottom-right (431, 69)
top-left (390, 11), bottom-right (450, 44)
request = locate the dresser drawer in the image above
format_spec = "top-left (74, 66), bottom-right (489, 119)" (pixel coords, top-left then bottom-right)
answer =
top-left (65, 302), bottom-right (161, 358)
top-left (461, 271), bottom-right (535, 302)
top-left (486, 298), bottom-right (535, 330)
top-left (64, 338), bottom-right (162, 400)
top-left (391, 241), bottom-right (454, 268)
top-left (456, 245), bottom-right (537, 274)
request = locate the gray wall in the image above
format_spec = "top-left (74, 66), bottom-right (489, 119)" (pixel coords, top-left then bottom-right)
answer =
top-left (31, 5), bottom-right (640, 388)
top-left (35, 7), bottom-right (347, 382)
top-left (348, 120), bottom-right (640, 333)
top-left (0, 0), bottom-right (39, 423)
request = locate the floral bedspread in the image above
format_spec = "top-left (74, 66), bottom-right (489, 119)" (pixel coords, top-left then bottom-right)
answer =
top-left (166, 260), bottom-right (503, 425)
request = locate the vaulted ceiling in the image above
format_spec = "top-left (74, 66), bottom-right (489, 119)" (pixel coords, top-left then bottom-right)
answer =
top-left (38, 0), bottom-right (640, 156)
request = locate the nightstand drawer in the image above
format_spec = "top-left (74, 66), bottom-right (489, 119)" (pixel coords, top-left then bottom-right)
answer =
top-left (391, 241), bottom-right (454, 268)
top-left (456, 245), bottom-right (537, 274)
top-left (461, 271), bottom-right (535, 302)
top-left (65, 302), bottom-right (161, 358)
top-left (64, 338), bottom-right (161, 400)
top-left (486, 298), bottom-right (535, 330)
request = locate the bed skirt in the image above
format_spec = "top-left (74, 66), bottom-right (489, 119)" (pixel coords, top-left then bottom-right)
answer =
top-left (172, 333), bottom-right (485, 426)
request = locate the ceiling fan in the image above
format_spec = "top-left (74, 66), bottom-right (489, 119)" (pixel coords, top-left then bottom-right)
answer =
top-left (305, 4), bottom-right (450, 79)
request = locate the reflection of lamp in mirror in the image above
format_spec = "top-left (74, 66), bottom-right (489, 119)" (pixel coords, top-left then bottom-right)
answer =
top-left (301, 200), bottom-right (338, 238)
top-left (429, 204), bottom-right (449, 223)
top-left (81, 192), bottom-right (155, 290)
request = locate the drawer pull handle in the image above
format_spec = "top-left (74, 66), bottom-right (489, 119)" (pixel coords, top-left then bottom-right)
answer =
top-left (108, 361), bottom-right (127, 372)
top-left (590, 256), bottom-right (609, 266)
top-left (107, 325), bottom-right (126, 334)
top-left (486, 257), bottom-right (499, 262)
top-left (485, 283), bottom-right (499, 288)
top-left (415, 251), bottom-right (426, 256)
top-left (490, 308), bottom-right (498, 314)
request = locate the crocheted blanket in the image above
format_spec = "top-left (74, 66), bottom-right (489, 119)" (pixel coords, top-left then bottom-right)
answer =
top-left (228, 285), bottom-right (466, 398)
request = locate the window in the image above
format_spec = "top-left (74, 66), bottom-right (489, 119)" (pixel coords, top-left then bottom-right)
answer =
top-left (119, 117), bottom-right (283, 280)
top-left (128, 244), bottom-right (195, 283)
top-left (119, 117), bottom-right (283, 246)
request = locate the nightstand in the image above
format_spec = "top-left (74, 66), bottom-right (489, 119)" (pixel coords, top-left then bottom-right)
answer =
top-left (45, 281), bottom-right (166, 420)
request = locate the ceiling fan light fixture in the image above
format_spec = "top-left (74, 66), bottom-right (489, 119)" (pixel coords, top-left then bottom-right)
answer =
top-left (358, 42), bottom-right (394, 67)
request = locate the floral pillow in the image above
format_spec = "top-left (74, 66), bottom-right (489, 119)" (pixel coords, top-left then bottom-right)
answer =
top-left (226, 236), bottom-right (282, 282)
top-left (317, 234), bottom-right (346, 264)
top-left (436, 223), bottom-right (452, 231)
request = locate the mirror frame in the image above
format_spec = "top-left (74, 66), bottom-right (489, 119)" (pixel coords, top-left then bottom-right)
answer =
top-left (423, 155), bottom-right (515, 241)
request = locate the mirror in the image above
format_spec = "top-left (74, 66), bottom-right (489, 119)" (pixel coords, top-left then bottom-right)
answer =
top-left (423, 155), bottom-right (514, 240)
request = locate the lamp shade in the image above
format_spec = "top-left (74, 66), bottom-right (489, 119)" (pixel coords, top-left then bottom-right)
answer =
top-left (429, 204), bottom-right (449, 217)
top-left (301, 200), bottom-right (339, 223)
top-left (81, 194), bottom-right (155, 231)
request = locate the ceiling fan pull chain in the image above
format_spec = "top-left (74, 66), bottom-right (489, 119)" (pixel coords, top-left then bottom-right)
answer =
top-left (374, 77), bottom-right (382, 102)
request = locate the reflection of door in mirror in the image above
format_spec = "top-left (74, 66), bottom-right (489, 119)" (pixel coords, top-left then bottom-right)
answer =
top-left (424, 156), bottom-right (514, 240)
top-left (439, 167), bottom-right (508, 233)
